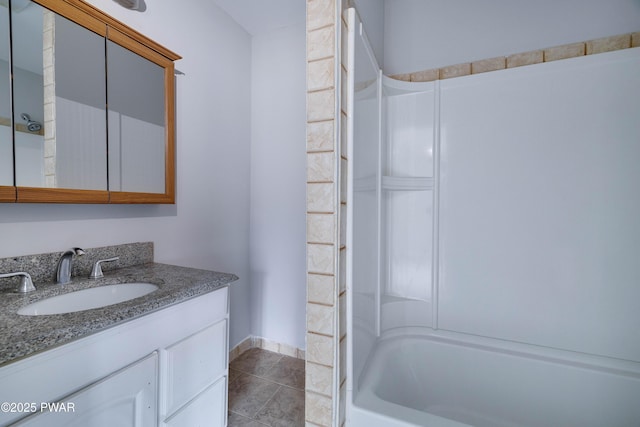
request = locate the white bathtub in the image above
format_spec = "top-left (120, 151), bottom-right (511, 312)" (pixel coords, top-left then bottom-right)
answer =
top-left (348, 331), bottom-right (640, 427)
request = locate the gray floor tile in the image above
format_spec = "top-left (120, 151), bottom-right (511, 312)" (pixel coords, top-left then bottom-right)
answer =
top-left (229, 367), bottom-right (243, 384)
top-left (228, 373), bottom-right (281, 418)
top-left (228, 349), bottom-right (305, 427)
top-left (228, 411), bottom-right (270, 427)
top-left (254, 386), bottom-right (305, 427)
top-left (263, 356), bottom-right (305, 390)
top-left (231, 348), bottom-right (283, 377)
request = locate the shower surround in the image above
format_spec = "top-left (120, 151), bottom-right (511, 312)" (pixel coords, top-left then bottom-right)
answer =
top-left (306, 0), bottom-right (640, 425)
top-left (345, 6), bottom-right (640, 426)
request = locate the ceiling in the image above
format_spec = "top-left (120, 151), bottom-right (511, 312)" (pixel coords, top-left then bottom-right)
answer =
top-left (211, 0), bottom-right (305, 36)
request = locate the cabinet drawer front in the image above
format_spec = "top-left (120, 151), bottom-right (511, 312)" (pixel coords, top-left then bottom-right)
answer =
top-left (14, 353), bottom-right (158, 427)
top-left (163, 377), bottom-right (226, 427)
top-left (164, 320), bottom-right (227, 416)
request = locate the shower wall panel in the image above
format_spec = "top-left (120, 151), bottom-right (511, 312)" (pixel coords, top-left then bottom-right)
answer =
top-left (438, 48), bottom-right (640, 362)
top-left (350, 14), bottom-right (381, 390)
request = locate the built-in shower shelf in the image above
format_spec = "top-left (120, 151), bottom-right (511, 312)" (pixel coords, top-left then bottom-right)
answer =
top-left (383, 176), bottom-right (433, 191)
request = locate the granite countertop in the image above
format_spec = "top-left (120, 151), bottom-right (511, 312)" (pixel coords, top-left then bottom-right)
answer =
top-left (0, 262), bottom-right (238, 368)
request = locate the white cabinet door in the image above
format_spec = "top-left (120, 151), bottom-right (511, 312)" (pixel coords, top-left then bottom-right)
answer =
top-left (15, 353), bottom-right (158, 427)
top-left (163, 377), bottom-right (227, 427)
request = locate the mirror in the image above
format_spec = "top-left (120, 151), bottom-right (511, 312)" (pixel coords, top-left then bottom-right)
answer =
top-left (12, 0), bottom-right (107, 190)
top-left (107, 39), bottom-right (166, 194)
top-left (1, 0), bottom-right (179, 203)
top-left (11, 0), bottom-right (46, 188)
top-left (0, 3), bottom-right (13, 189)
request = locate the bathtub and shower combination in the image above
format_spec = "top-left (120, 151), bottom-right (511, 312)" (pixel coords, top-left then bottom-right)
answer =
top-left (344, 8), bottom-right (640, 427)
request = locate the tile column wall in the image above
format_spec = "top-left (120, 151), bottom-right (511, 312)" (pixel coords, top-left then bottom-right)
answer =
top-left (305, 0), bottom-right (346, 425)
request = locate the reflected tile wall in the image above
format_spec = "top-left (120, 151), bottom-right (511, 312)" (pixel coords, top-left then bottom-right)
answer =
top-left (43, 10), bottom-right (56, 187)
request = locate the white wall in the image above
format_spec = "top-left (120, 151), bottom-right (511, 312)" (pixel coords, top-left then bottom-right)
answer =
top-left (0, 0), bottom-right (253, 348)
top-left (383, 0), bottom-right (640, 74)
top-left (353, 0), bottom-right (384, 69)
top-left (249, 23), bottom-right (307, 350)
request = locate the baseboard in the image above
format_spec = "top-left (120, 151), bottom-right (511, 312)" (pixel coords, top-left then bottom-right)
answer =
top-left (229, 335), bottom-right (305, 362)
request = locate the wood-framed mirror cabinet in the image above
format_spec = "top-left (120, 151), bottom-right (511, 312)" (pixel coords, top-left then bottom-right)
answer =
top-left (0, 0), bottom-right (180, 204)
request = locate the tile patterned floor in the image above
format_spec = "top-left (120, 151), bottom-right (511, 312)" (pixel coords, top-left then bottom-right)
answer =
top-left (228, 348), bottom-right (305, 427)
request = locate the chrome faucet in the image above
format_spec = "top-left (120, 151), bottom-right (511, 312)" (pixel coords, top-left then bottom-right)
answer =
top-left (89, 256), bottom-right (119, 279)
top-left (56, 247), bottom-right (85, 284)
top-left (0, 272), bottom-right (36, 293)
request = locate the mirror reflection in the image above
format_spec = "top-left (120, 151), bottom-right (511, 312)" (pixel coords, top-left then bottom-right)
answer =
top-left (0, 3), bottom-right (14, 186)
top-left (107, 40), bottom-right (166, 194)
top-left (10, 0), bottom-right (46, 187)
top-left (12, 0), bottom-right (107, 190)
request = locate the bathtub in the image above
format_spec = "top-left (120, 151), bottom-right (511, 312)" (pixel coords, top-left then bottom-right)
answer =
top-left (347, 330), bottom-right (640, 427)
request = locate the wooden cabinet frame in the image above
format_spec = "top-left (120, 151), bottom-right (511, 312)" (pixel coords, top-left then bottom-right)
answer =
top-left (1, 0), bottom-right (180, 204)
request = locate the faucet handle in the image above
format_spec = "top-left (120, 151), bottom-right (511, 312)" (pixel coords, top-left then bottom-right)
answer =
top-left (0, 272), bottom-right (36, 293)
top-left (89, 257), bottom-right (119, 279)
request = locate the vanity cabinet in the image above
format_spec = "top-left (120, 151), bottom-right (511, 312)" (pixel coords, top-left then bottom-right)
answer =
top-left (0, 286), bottom-right (229, 427)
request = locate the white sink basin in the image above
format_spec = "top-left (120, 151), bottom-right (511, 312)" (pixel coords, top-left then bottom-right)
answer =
top-left (18, 283), bottom-right (159, 316)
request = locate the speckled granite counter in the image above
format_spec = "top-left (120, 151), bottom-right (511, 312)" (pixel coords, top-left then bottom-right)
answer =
top-left (0, 262), bottom-right (238, 367)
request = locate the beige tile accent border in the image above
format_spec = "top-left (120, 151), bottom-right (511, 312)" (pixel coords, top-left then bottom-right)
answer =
top-left (391, 72), bottom-right (411, 82)
top-left (439, 62), bottom-right (471, 79)
top-left (544, 41), bottom-right (585, 62)
top-left (391, 31), bottom-right (640, 82)
top-left (410, 68), bottom-right (438, 82)
top-left (471, 56), bottom-right (506, 74)
top-left (507, 50), bottom-right (543, 68)
top-left (586, 34), bottom-right (631, 55)
top-left (228, 335), bottom-right (306, 363)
